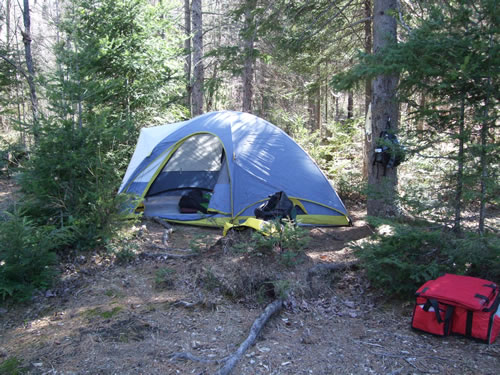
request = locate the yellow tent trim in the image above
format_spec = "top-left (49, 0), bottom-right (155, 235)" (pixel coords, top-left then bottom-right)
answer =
top-left (233, 196), bottom-right (348, 225)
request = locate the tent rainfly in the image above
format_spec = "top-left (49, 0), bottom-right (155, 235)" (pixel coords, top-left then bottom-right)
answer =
top-left (119, 111), bottom-right (350, 227)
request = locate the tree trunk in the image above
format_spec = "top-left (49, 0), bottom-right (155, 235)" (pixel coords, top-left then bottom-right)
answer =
top-left (184, 0), bottom-right (192, 114)
top-left (22, 0), bottom-right (40, 143)
top-left (324, 73), bottom-right (328, 125)
top-left (242, 0), bottom-right (257, 113)
top-left (206, 61), bottom-right (218, 111)
top-left (367, 0), bottom-right (399, 217)
top-left (347, 91), bottom-right (353, 119)
top-left (453, 97), bottom-right (465, 234)
top-left (316, 66), bottom-right (321, 130)
top-left (364, 0), bottom-right (372, 114)
top-left (478, 32), bottom-right (494, 235)
top-left (416, 92), bottom-right (426, 133)
top-left (191, 0), bottom-right (203, 117)
top-left (6, 0), bottom-right (11, 46)
top-left (478, 107), bottom-right (488, 235)
top-left (362, 0), bottom-right (372, 180)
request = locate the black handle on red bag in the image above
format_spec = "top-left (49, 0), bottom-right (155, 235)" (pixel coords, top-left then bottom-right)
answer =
top-left (423, 299), bottom-right (442, 323)
top-left (443, 305), bottom-right (455, 335)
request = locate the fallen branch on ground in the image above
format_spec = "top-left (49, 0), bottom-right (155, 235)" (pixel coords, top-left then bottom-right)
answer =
top-left (147, 216), bottom-right (174, 230)
top-left (313, 228), bottom-right (343, 241)
top-left (214, 299), bottom-right (284, 375)
top-left (173, 300), bottom-right (199, 308)
top-left (140, 250), bottom-right (200, 260)
top-left (150, 243), bottom-right (196, 253)
top-left (170, 351), bottom-right (222, 364)
top-left (307, 260), bottom-right (358, 284)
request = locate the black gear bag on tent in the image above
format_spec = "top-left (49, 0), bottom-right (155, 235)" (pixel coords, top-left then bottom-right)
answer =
top-left (411, 274), bottom-right (500, 344)
top-left (254, 191), bottom-right (294, 221)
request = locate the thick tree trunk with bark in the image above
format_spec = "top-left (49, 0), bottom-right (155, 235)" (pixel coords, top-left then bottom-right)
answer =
top-left (242, 0), bottom-right (257, 113)
top-left (364, 0), bottom-right (372, 113)
top-left (191, 0), bottom-right (203, 117)
top-left (22, 0), bottom-right (39, 142)
top-left (362, 0), bottom-right (372, 179)
top-left (184, 0), bottom-right (192, 114)
top-left (367, 0), bottom-right (399, 217)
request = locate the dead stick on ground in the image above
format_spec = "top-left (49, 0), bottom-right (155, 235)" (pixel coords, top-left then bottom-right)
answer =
top-left (148, 216), bottom-right (174, 230)
top-left (170, 351), bottom-right (221, 364)
top-left (214, 299), bottom-right (284, 375)
top-left (141, 250), bottom-right (199, 260)
top-left (307, 261), bottom-right (358, 284)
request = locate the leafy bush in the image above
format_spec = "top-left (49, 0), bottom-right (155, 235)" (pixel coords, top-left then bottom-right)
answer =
top-left (19, 114), bottom-right (135, 250)
top-left (0, 357), bottom-right (26, 375)
top-left (355, 218), bottom-right (500, 297)
top-left (0, 209), bottom-right (72, 301)
top-left (154, 267), bottom-right (176, 290)
top-left (250, 220), bottom-right (310, 266)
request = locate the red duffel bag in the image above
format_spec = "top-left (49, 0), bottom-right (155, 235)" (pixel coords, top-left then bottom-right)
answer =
top-left (412, 274), bottom-right (500, 344)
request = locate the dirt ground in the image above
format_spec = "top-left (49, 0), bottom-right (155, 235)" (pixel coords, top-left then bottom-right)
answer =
top-left (0, 179), bottom-right (499, 375)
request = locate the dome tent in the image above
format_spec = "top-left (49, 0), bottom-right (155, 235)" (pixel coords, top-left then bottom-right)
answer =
top-left (119, 111), bottom-right (350, 227)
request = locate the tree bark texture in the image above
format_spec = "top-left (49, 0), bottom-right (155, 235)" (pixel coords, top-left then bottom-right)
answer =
top-left (242, 0), bottom-right (257, 113)
top-left (453, 97), bottom-right (465, 234)
top-left (362, 0), bottom-right (372, 180)
top-left (364, 0), bottom-right (372, 114)
top-left (191, 0), bottom-right (204, 117)
top-left (367, 0), bottom-right (399, 217)
top-left (184, 0), bottom-right (192, 113)
top-left (22, 0), bottom-right (40, 142)
top-left (6, 0), bottom-right (11, 46)
top-left (478, 33), bottom-right (494, 235)
top-left (347, 91), bottom-right (353, 119)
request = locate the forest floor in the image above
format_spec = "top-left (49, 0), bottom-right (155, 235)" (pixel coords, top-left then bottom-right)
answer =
top-left (0, 177), bottom-right (499, 375)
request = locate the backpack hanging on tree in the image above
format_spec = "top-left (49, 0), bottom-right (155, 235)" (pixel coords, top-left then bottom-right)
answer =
top-left (374, 131), bottom-right (405, 168)
top-left (373, 118), bottom-right (405, 175)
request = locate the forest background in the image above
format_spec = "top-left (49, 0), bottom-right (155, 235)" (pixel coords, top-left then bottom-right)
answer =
top-left (0, 0), bottom-right (498, 302)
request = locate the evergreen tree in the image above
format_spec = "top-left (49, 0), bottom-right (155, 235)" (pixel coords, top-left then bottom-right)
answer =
top-left (332, 0), bottom-right (499, 231)
top-left (19, 0), bottom-right (186, 247)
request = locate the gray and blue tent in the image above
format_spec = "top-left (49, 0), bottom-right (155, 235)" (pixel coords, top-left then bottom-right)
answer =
top-left (119, 111), bottom-right (350, 226)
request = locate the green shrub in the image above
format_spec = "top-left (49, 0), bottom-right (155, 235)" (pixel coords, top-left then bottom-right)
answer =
top-left (19, 114), bottom-right (135, 250)
top-left (0, 357), bottom-right (26, 375)
top-left (106, 237), bottom-right (139, 265)
top-left (250, 220), bottom-right (310, 266)
top-left (154, 267), bottom-right (176, 290)
top-left (355, 217), bottom-right (500, 297)
top-left (0, 209), bottom-right (72, 301)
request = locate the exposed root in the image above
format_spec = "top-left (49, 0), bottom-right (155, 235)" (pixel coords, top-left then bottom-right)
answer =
top-left (214, 299), bottom-right (284, 375)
